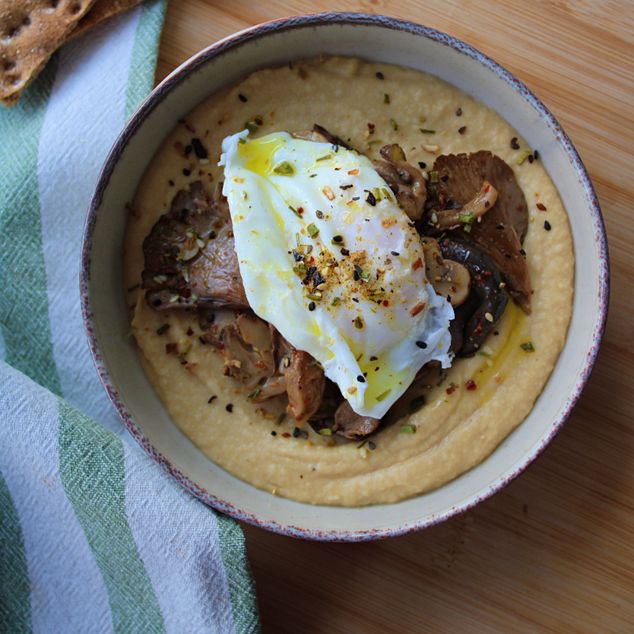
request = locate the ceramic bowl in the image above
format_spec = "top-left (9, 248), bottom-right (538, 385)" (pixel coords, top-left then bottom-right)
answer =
top-left (81, 13), bottom-right (609, 541)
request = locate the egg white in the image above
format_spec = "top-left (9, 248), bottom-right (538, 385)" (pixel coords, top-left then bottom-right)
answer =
top-left (220, 130), bottom-right (453, 418)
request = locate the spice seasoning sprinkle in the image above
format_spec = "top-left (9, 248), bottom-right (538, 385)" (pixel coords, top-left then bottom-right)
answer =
top-left (271, 431), bottom-right (277, 436)
top-left (191, 138), bottom-right (207, 159)
top-left (390, 250), bottom-right (400, 256)
top-left (455, 107), bottom-right (463, 116)
top-left (510, 137), bottom-right (520, 150)
top-left (368, 441), bottom-right (377, 451)
top-left (383, 93), bottom-right (391, 104)
top-left (536, 202), bottom-right (547, 211)
top-left (366, 191), bottom-right (377, 206)
top-left (458, 126), bottom-right (467, 135)
top-left (520, 341), bottom-right (535, 352)
top-left (331, 235), bottom-right (344, 244)
top-left (225, 403), bottom-right (234, 413)
top-left (182, 168), bottom-right (191, 176)
top-left (465, 379), bottom-right (477, 391)
top-left (415, 340), bottom-right (428, 349)
top-left (207, 395), bottom-right (217, 404)
top-left (340, 247), bottom-right (350, 256)
top-left (238, 93), bottom-right (247, 102)
top-left (156, 323), bottom-right (170, 336)
top-left (418, 161), bottom-right (427, 169)
top-left (356, 374), bottom-right (366, 383)
top-left (308, 301), bottom-right (316, 312)
top-left (420, 128), bottom-right (436, 134)
top-left (400, 424), bottom-right (417, 434)
top-left (544, 220), bottom-right (552, 231)
top-left (390, 118), bottom-right (398, 131)
top-left (375, 71), bottom-right (384, 80)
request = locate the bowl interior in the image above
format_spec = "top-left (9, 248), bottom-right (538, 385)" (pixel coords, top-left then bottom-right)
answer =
top-left (84, 15), bottom-right (606, 539)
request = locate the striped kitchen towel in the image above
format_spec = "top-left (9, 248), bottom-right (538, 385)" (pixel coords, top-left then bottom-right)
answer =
top-left (0, 2), bottom-right (259, 633)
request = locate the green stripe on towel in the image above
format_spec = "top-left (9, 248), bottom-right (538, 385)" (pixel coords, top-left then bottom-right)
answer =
top-left (216, 513), bottom-right (261, 634)
top-left (125, 0), bottom-right (168, 119)
top-left (58, 401), bottom-right (165, 634)
top-left (0, 63), bottom-right (61, 395)
top-left (0, 471), bottom-right (31, 634)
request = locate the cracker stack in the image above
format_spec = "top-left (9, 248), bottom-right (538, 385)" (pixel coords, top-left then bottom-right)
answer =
top-left (0, 0), bottom-right (143, 106)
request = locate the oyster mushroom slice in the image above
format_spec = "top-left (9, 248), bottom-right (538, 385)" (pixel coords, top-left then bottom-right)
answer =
top-left (434, 180), bottom-right (498, 229)
top-left (421, 237), bottom-right (470, 307)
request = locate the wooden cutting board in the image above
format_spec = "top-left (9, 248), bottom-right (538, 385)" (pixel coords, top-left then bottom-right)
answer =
top-left (156, 2), bottom-right (634, 632)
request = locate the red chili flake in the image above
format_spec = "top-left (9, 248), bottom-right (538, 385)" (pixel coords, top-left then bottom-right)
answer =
top-left (465, 379), bottom-right (477, 391)
top-left (446, 385), bottom-right (456, 395)
top-left (382, 300), bottom-right (390, 307)
top-left (282, 432), bottom-right (291, 438)
top-left (165, 342), bottom-right (178, 354)
top-left (186, 327), bottom-right (194, 336)
top-left (410, 302), bottom-right (426, 316)
top-left (483, 183), bottom-right (490, 193)
top-left (412, 258), bottom-right (423, 271)
top-left (297, 207), bottom-right (304, 215)
top-left (367, 122), bottom-right (376, 133)
top-left (536, 202), bottom-right (547, 211)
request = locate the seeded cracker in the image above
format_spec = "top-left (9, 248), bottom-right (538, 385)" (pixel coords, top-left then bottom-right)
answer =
top-left (0, 0), bottom-right (97, 106)
top-left (70, 0), bottom-right (142, 41)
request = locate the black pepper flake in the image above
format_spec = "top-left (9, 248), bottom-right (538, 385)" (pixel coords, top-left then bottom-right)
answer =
top-left (533, 150), bottom-right (540, 160)
top-left (340, 247), bottom-right (350, 256)
top-left (238, 93), bottom-right (247, 102)
top-left (225, 403), bottom-right (233, 413)
top-left (292, 427), bottom-right (301, 438)
top-left (352, 297), bottom-right (359, 303)
top-left (375, 71), bottom-right (384, 80)
top-left (441, 174), bottom-right (449, 182)
top-left (391, 250), bottom-right (400, 256)
top-left (168, 179), bottom-right (175, 186)
top-left (316, 210), bottom-right (324, 219)
top-left (368, 441), bottom-right (376, 451)
top-left (156, 323), bottom-right (170, 336)
top-left (456, 107), bottom-right (463, 116)
top-left (182, 168), bottom-right (191, 176)
top-left (366, 191), bottom-right (376, 206)
top-left (340, 184), bottom-right (353, 190)
top-left (332, 235), bottom-right (343, 243)
top-left (184, 144), bottom-right (192, 156)
top-left (415, 341), bottom-right (428, 349)
top-left (528, 154), bottom-right (534, 164)
top-left (357, 374), bottom-right (366, 383)
top-left (418, 161), bottom-right (427, 169)
top-left (207, 395), bottom-right (217, 404)
top-left (496, 223), bottom-right (505, 230)
top-left (209, 230), bottom-right (217, 240)
top-left (308, 301), bottom-right (316, 311)
top-left (520, 248), bottom-right (527, 256)
top-left (191, 137), bottom-right (208, 159)
top-left (510, 137), bottom-right (520, 150)
top-left (370, 355), bottom-right (378, 361)
top-left (271, 431), bottom-right (277, 436)
top-left (458, 125), bottom-right (467, 135)
top-left (544, 220), bottom-right (552, 231)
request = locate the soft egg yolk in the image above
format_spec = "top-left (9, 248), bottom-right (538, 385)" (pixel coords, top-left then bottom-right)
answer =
top-left (239, 135), bottom-right (284, 176)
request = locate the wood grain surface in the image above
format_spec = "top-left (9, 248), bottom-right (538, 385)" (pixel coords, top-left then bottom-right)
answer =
top-left (156, 2), bottom-right (634, 632)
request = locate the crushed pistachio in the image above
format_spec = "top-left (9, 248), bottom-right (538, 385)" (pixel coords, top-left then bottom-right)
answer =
top-left (520, 341), bottom-right (535, 352)
top-left (273, 161), bottom-right (294, 175)
top-left (400, 424), bottom-right (417, 434)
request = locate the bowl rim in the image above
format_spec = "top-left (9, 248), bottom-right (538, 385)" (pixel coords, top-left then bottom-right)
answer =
top-left (80, 11), bottom-right (610, 542)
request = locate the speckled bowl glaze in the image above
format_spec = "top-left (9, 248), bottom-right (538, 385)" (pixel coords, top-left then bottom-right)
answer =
top-left (81, 13), bottom-right (609, 541)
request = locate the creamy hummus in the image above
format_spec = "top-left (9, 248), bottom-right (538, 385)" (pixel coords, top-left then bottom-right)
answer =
top-left (124, 57), bottom-right (574, 506)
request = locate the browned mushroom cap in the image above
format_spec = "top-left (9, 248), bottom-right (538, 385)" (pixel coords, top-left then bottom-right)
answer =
top-left (219, 313), bottom-right (276, 388)
top-left (439, 238), bottom-right (509, 356)
top-left (430, 152), bottom-right (532, 313)
top-left (373, 144), bottom-right (427, 221)
top-left (142, 181), bottom-right (249, 311)
top-left (333, 400), bottom-right (380, 440)
top-left (421, 237), bottom-right (470, 307)
top-left (284, 349), bottom-right (326, 421)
